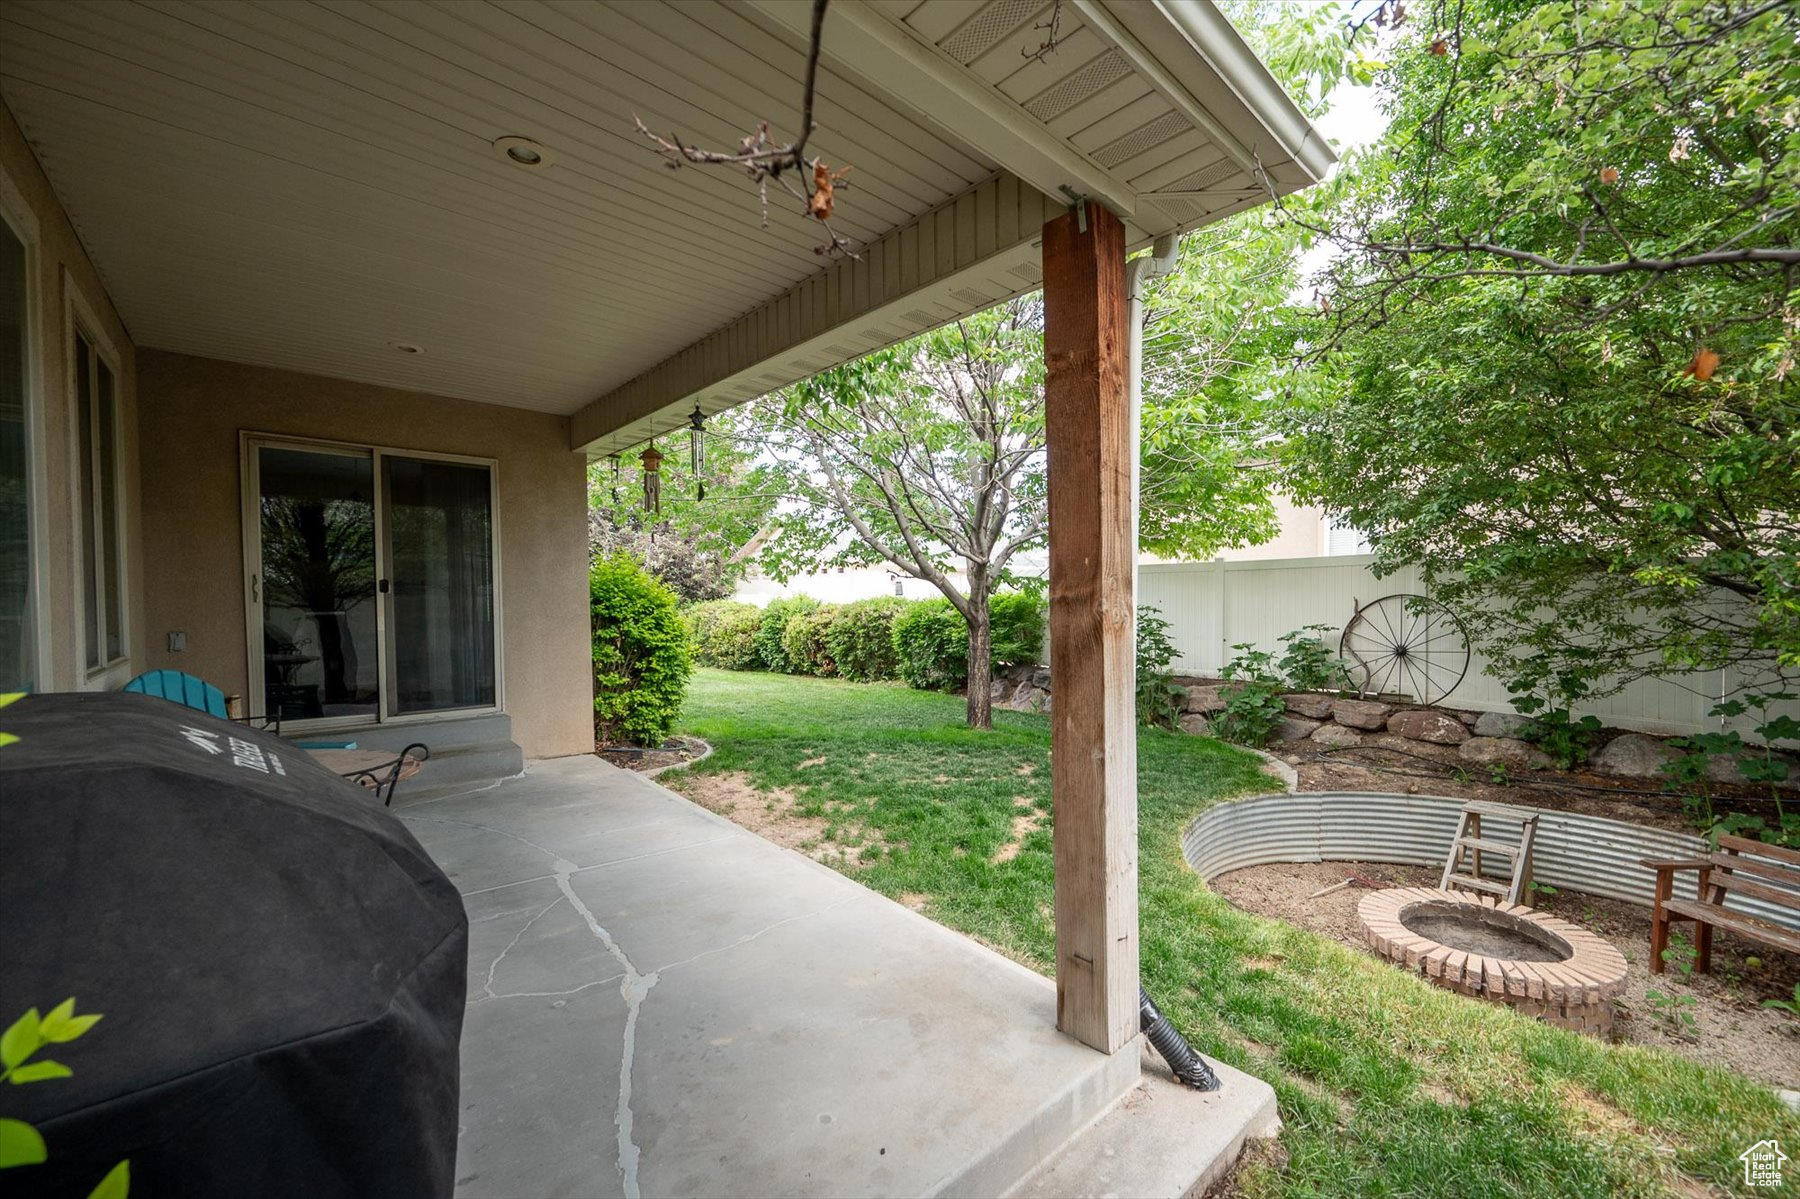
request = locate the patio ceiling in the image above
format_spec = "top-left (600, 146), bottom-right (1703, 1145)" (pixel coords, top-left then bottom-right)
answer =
top-left (0, 0), bottom-right (1330, 451)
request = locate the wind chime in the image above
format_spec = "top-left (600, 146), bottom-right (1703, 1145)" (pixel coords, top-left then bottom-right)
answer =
top-left (608, 453), bottom-right (621, 505)
top-left (688, 403), bottom-right (707, 501)
top-left (639, 441), bottom-right (663, 514)
top-left (638, 405), bottom-right (707, 514)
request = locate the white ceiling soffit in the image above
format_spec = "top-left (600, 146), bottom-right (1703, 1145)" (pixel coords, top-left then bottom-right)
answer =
top-left (0, 0), bottom-right (1002, 416)
top-left (752, 0), bottom-right (1333, 233)
top-left (574, 0), bottom-right (1332, 453)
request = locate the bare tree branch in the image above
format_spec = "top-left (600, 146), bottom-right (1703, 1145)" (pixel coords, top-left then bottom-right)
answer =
top-left (632, 0), bottom-right (859, 257)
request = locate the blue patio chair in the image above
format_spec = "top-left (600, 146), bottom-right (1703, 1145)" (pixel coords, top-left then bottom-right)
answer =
top-left (121, 670), bottom-right (279, 732)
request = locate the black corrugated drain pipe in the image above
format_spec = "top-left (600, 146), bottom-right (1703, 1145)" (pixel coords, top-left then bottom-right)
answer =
top-left (1139, 987), bottom-right (1221, 1092)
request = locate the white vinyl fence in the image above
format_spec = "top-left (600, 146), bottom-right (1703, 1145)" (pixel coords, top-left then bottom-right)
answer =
top-left (1139, 556), bottom-right (1786, 737)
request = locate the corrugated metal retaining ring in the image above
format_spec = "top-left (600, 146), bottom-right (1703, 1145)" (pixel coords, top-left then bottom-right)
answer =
top-left (1183, 792), bottom-right (1800, 933)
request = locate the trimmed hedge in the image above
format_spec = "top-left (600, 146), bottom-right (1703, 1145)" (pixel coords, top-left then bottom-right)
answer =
top-left (824, 596), bottom-right (910, 682)
top-left (892, 599), bottom-right (969, 692)
top-left (990, 591), bottom-right (1046, 667)
top-left (781, 607), bottom-right (840, 677)
top-left (755, 596), bottom-right (819, 673)
top-left (684, 599), bottom-right (762, 670)
top-left (591, 553), bottom-right (692, 746)
top-left (684, 589), bottom-right (1045, 695)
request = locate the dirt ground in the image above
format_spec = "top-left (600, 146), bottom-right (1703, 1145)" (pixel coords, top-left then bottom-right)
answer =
top-left (1211, 859), bottom-right (1800, 1089)
top-left (595, 735), bottom-right (708, 774)
top-left (1276, 733), bottom-right (1785, 835)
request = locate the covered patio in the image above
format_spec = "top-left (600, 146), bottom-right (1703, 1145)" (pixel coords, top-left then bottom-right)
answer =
top-left (403, 756), bottom-right (1274, 1197)
top-left (0, 0), bottom-right (1328, 1192)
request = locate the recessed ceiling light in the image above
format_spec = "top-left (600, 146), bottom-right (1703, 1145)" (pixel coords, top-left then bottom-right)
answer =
top-left (388, 341), bottom-right (425, 355)
top-left (493, 135), bottom-right (552, 169)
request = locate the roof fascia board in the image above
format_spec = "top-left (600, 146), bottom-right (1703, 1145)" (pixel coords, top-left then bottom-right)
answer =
top-left (1115, 0), bottom-right (1337, 187)
top-left (572, 170), bottom-right (1060, 453)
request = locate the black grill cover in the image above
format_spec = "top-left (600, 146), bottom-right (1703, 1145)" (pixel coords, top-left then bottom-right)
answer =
top-left (0, 692), bottom-right (466, 1198)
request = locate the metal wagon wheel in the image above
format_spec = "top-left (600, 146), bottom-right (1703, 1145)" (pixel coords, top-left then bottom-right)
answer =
top-left (1339, 594), bottom-right (1471, 705)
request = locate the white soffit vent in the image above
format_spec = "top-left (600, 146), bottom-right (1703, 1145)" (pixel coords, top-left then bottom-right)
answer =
top-left (1023, 51), bottom-right (1130, 122)
top-left (1094, 111), bottom-right (1189, 168)
top-left (940, 0), bottom-right (1042, 63)
top-left (1162, 158), bottom-right (1243, 195)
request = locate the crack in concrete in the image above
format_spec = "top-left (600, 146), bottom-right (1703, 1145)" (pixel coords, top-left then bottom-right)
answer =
top-left (477, 896), bottom-right (564, 1002)
top-left (407, 804), bottom-right (844, 1198)
top-left (471, 974), bottom-right (627, 1006)
top-left (392, 776), bottom-right (510, 809)
top-left (551, 854), bottom-right (654, 1199)
top-left (408, 810), bottom-right (655, 1197)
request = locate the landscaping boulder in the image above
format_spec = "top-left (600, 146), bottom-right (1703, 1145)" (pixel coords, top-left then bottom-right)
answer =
top-left (1590, 733), bottom-right (1680, 779)
top-left (1458, 736), bottom-right (1552, 771)
top-left (1283, 693), bottom-right (1335, 720)
top-left (1009, 681), bottom-right (1049, 712)
top-left (1386, 709), bottom-right (1472, 745)
top-left (1183, 685), bottom-right (1227, 716)
top-left (1179, 713), bottom-right (1212, 737)
top-left (1473, 711), bottom-right (1533, 739)
top-left (1310, 722), bottom-right (1362, 748)
top-left (1332, 699), bottom-right (1393, 730)
top-left (1274, 715), bottom-right (1323, 742)
top-left (1704, 751), bottom-right (1800, 789)
top-left (990, 678), bottom-right (1014, 703)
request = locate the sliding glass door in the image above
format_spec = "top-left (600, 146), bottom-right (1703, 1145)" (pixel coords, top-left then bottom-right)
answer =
top-left (383, 455), bottom-right (495, 714)
top-left (247, 439), bottom-right (497, 727)
top-left (254, 445), bottom-right (379, 722)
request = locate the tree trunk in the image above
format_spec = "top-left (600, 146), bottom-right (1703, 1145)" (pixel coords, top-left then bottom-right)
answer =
top-left (965, 568), bottom-right (993, 730)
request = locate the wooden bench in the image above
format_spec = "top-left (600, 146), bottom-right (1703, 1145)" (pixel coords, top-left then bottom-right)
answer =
top-left (1642, 834), bottom-right (1800, 973)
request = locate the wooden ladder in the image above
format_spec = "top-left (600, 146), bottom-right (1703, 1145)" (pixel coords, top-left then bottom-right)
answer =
top-left (1439, 801), bottom-right (1539, 906)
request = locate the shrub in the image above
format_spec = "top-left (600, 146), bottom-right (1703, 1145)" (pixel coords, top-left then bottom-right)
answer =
top-left (781, 606), bottom-right (841, 676)
top-left (755, 596), bottom-right (819, 673)
top-left (591, 553), bottom-right (692, 745)
top-left (1136, 606), bottom-right (1186, 727)
top-left (684, 600), bottom-right (762, 670)
top-left (892, 599), bottom-right (968, 691)
top-left (990, 591), bottom-right (1046, 667)
top-left (825, 597), bottom-right (910, 682)
top-left (1278, 624), bottom-right (1348, 692)
top-left (1214, 641), bottom-right (1287, 747)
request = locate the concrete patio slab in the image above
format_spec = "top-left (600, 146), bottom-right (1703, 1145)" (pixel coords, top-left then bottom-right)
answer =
top-left (397, 755), bottom-right (1274, 1198)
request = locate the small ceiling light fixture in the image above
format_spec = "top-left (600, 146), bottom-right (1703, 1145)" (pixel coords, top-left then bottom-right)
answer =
top-left (493, 135), bottom-right (552, 169)
top-left (388, 340), bottom-right (425, 355)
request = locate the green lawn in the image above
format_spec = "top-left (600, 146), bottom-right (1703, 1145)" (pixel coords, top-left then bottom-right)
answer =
top-left (668, 669), bottom-right (1797, 1197)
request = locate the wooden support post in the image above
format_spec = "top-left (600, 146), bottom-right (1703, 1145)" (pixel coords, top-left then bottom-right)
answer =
top-left (1042, 201), bottom-right (1137, 1054)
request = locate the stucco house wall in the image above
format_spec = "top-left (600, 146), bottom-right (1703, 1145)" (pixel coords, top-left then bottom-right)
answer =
top-left (135, 350), bottom-right (594, 759)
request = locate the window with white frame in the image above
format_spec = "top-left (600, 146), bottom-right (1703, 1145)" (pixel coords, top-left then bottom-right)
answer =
top-left (73, 325), bottom-right (124, 673)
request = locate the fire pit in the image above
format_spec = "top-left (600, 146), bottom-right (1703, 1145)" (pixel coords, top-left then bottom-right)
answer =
top-left (1357, 887), bottom-right (1629, 1035)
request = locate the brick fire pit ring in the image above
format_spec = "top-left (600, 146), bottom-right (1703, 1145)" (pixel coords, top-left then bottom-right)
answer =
top-left (1357, 887), bottom-right (1629, 1035)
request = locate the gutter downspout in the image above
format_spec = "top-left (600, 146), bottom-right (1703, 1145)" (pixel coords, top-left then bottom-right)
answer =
top-left (1127, 234), bottom-right (1180, 598)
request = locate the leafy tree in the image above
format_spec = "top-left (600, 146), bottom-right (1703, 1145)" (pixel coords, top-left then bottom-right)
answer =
top-left (753, 299), bottom-right (1047, 728)
top-left (1285, 0), bottom-right (1799, 698)
top-left (1136, 1), bottom-right (1372, 559)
